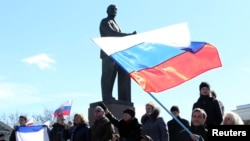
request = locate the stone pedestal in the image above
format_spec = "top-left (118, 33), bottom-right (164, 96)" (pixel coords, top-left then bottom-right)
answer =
top-left (88, 100), bottom-right (134, 129)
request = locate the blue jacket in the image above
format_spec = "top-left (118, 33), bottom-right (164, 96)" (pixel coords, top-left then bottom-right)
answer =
top-left (63, 123), bottom-right (90, 141)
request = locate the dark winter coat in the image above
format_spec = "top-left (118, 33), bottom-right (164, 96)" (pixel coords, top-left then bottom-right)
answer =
top-left (141, 108), bottom-right (169, 141)
top-left (192, 95), bottom-right (223, 126)
top-left (167, 116), bottom-right (190, 141)
top-left (91, 117), bottom-right (115, 141)
top-left (177, 125), bottom-right (207, 141)
top-left (106, 112), bottom-right (141, 141)
top-left (50, 123), bottom-right (66, 141)
top-left (63, 123), bottom-right (90, 141)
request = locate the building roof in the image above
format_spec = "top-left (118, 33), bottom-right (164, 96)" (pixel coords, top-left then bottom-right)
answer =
top-left (233, 104), bottom-right (250, 122)
top-left (0, 121), bottom-right (12, 134)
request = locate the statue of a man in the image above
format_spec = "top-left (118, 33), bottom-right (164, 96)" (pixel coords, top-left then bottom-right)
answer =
top-left (99, 4), bottom-right (136, 102)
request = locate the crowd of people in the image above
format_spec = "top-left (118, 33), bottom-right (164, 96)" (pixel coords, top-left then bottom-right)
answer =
top-left (1, 81), bottom-right (245, 141)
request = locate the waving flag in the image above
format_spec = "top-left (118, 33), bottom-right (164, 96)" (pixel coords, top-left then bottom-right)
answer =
top-left (92, 23), bottom-right (222, 92)
top-left (26, 118), bottom-right (34, 126)
top-left (54, 100), bottom-right (72, 117)
top-left (43, 120), bottom-right (51, 128)
top-left (16, 125), bottom-right (49, 141)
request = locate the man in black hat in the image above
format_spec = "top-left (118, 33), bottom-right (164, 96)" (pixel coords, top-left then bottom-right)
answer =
top-left (99, 102), bottom-right (141, 141)
top-left (192, 82), bottom-right (223, 126)
top-left (99, 4), bottom-right (136, 103)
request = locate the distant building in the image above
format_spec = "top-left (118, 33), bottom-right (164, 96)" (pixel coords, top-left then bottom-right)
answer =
top-left (0, 121), bottom-right (12, 140)
top-left (233, 104), bottom-right (250, 125)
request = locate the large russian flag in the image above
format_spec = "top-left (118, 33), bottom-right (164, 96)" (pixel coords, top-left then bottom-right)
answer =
top-left (54, 100), bottom-right (72, 117)
top-left (16, 125), bottom-right (49, 141)
top-left (93, 23), bottom-right (222, 92)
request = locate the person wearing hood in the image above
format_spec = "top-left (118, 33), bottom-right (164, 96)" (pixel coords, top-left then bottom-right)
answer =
top-left (63, 113), bottom-right (90, 141)
top-left (141, 102), bottom-right (169, 141)
top-left (177, 108), bottom-right (207, 141)
top-left (192, 82), bottom-right (223, 126)
top-left (99, 102), bottom-right (141, 141)
top-left (50, 115), bottom-right (66, 141)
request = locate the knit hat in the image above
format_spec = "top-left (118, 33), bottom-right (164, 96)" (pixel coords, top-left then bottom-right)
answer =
top-left (199, 82), bottom-right (210, 91)
top-left (123, 108), bottom-right (135, 118)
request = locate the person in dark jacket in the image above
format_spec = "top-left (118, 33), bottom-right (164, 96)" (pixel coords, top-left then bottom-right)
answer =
top-left (50, 115), bottom-right (66, 141)
top-left (192, 82), bottom-right (223, 126)
top-left (63, 113), bottom-right (90, 141)
top-left (167, 105), bottom-right (190, 141)
top-left (210, 90), bottom-right (224, 116)
top-left (91, 106), bottom-right (115, 141)
top-left (99, 102), bottom-right (141, 141)
top-left (177, 108), bottom-right (207, 141)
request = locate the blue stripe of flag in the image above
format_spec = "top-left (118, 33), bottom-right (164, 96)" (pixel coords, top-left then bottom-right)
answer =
top-left (17, 125), bottom-right (46, 133)
top-left (180, 42), bottom-right (206, 53)
top-left (111, 41), bottom-right (205, 73)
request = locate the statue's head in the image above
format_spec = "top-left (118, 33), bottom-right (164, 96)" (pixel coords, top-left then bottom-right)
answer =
top-left (107, 4), bottom-right (117, 17)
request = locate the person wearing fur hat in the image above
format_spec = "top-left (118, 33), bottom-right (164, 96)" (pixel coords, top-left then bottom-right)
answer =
top-left (192, 82), bottom-right (223, 126)
top-left (99, 102), bottom-right (141, 141)
top-left (141, 102), bottom-right (169, 141)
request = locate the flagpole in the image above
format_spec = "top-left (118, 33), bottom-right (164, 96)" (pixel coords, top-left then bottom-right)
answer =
top-left (147, 92), bottom-right (194, 136)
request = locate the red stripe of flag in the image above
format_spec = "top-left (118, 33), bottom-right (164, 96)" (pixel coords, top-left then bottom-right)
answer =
top-left (130, 43), bottom-right (222, 92)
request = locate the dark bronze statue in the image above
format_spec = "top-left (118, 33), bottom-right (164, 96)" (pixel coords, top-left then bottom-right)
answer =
top-left (99, 4), bottom-right (136, 103)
